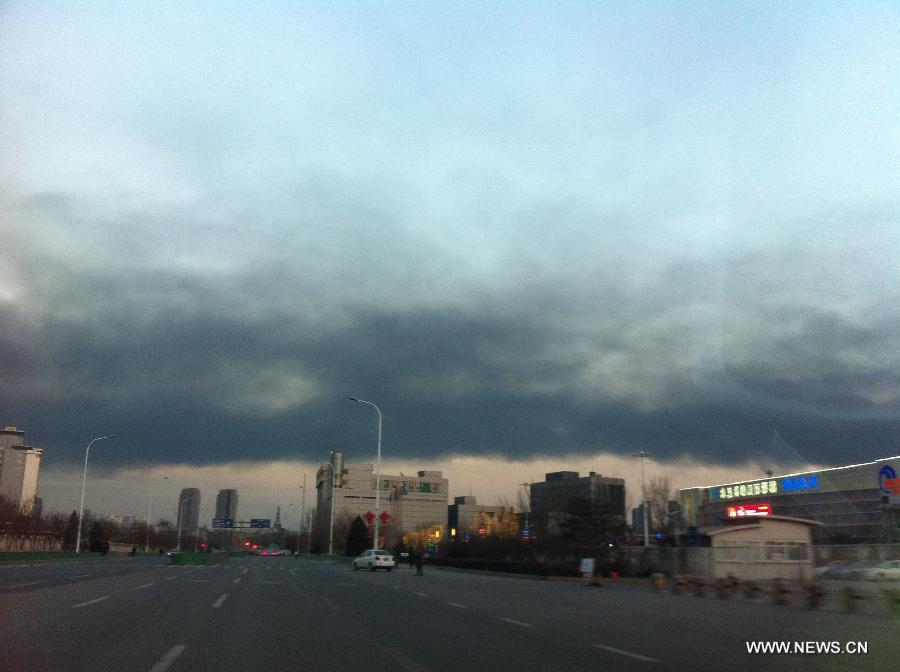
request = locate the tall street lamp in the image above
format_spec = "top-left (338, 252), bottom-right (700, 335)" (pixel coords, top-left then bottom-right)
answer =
top-left (348, 397), bottom-right (383, 550)
top-left (633, 451), bottom-right (651, 547)
top-left (318, 456), bottom-right (336, 555)
top-left (75, 435), bottom-right (115, 553)
top-left (297, 476), bottom-right (306, 555)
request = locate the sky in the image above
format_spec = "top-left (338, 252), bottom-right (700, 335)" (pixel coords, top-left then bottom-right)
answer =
top-left (1, 2), bottom-right (898, 521)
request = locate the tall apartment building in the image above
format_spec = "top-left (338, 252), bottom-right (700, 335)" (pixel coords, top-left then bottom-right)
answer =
top-left (177, 488), bottom-right (201, 532)
top-left (0, 426), bottom-right (43, 512)
top-left (215, 489), bottom-right (239, 520)
top-left (315, 451), bottom-right (448, 549)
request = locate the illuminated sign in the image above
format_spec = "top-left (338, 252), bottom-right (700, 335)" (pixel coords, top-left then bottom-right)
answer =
top-left (781, 475), bottom-right (819, 492)
top-left (879, 465), bottom-right (900, 495)
top-left (711, 480), bottom-right (778, 501)
top-left (727, 503), bottom-right (771, 518)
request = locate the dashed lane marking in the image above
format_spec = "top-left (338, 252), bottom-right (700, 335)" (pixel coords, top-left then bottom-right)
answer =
top-left (448, 602), bottom-right (468, 608)
top-left (591, 644), bottom-right (658, 663)
top-left (414, 591), bottom-right (428, 597)
top-left (136, 583), bottom-right (154, 590)
top-left (5, 580), bottom-right (47, 588)
top-left (233, 578), bottom-right (241, 584)
top-left (68, 574), bottom-right (91, 579)
top-left (148, 644), bottom-right (187, 672)
top-left (212, 593), bottom-right (229, 609)
top-left (73, 596), bottom-right (110, 608)
top-left (499, 617), bottom-right (533, 628)
top-left (166, 576), bottom-right (178, 580)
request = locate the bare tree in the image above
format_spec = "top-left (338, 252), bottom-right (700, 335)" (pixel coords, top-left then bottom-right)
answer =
top-left (647, 476), bottom-right (673, 534)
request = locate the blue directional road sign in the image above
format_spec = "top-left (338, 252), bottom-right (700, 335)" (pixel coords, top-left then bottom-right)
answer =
top-left (250, 519), bottom-right (272, 528)
top-left (212, 518), bottom-right (234, 529)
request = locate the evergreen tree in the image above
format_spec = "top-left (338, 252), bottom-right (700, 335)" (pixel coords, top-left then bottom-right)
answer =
top-left (62, 511), bottom-right (79, 551)
top-left (345, 516), bottom-right (369, 556)
top-left (88, 521), bottom-right (106, 552)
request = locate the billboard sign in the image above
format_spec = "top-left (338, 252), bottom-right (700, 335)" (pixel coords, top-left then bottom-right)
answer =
top-left (250, 519), bottom-right (271, 528)
top-left (212, 518), bottom-right (234, 528)
top-left (727, 503), bottom-right (771, 519)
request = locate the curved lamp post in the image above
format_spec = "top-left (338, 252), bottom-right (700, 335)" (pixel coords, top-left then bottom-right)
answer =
top-left (348, 397), bottom-right (383, 550)
top-left (75, 435), bottom-right (115, 553)
top-left (318, 457), bottom-right (336, 555)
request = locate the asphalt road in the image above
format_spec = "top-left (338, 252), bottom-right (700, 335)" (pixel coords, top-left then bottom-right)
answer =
top-left (1, 556), bottom-right (895, 672)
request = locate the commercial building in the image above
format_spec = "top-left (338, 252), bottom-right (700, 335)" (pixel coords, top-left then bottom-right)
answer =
top-left (528, 470), bottom-right (626, 539)
top-left (678, 456), bottom-right (900, 544)
top-left (176, 488), bottom-right (201, 533)
top-left (0, 426), bottom-right (43, 513)
top-left (315, 452), bottom-right (448, 549)
top-left (215, 489), bottom-right (239, 521)
top-left (447, 496), bottom-right (516, 540)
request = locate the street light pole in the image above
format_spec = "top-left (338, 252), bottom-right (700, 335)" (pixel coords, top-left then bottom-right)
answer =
top-left (633, 451), bottom-right (651, 547)
top-left (75, 435), bottom-right (115, 553)
top-left (349, 397), bottom-right (383, 550)
top-left (518, 482), bottom-right (531, 535)
top-left (297, 475), bottom-right (306, 554)
top-left (318, 457), bottom-right (336, 555)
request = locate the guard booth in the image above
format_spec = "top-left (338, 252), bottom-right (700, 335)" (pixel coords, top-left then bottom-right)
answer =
top-left (708, 516), bottom-right (821, 581)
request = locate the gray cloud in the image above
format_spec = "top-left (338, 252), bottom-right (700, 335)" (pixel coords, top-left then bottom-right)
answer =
top-left (2, 182), bottom-right (897, 472)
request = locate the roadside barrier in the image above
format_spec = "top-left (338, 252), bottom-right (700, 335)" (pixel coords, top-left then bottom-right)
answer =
top-left (773, 578), bottom-right (791, 606)
top-left (842, 585), bottom-right (866, 613)
top-left (691, 576), bottom-right (708, 597)
top-left (670, 575), bottom-right (688, 595)
top-left (804, 580), bottom-right (825, 609)
top-left (742, 580), bottom-right (761, 600)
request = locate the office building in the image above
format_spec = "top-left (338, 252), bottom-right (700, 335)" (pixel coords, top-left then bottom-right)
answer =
top-left (678, 456), bottom-right (900, 543)
top-left (528, 470), bottom-right (626, 538)
top-left (315, 452), bottom-right (448, 549)
top-left (0, 426), bottom-right (43, 513)
top-left (215, 489), bottom-right (239, 521)
top-left (177, 488), bottom-right (201, 532)
top-left (447, 496), bottom-right (516, 540)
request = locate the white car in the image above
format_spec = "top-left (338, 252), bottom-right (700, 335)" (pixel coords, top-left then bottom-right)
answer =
top-left (861, 560), bottom-right (900, 581)
top-left (352, 549), bottom-right (395, 572)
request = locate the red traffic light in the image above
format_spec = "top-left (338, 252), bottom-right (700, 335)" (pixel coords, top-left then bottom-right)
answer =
top-left (200, 543), bottom-right (207, 549)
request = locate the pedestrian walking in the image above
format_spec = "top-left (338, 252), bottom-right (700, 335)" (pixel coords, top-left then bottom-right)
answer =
top-left (415, 551), bottom-right (424, 576)
top-left (408, 550), bottom-right (415, 569)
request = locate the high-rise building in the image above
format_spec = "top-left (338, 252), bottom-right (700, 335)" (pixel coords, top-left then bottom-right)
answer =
top-left (215, 489), bottom-right (238, 520)
top-left (177, 488), bottom-right (201, 532)
top-left (0, 426), bottom-right (43, 512)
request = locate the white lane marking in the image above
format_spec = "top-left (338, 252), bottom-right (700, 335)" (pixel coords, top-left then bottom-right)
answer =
top-left (73, 595), bottom-right (111, 608)
top-left (241, 568), bottom-right (248, 575)
top-left (233, 578), bottom-right (241, 584)
top-left (448, 602), bottom-right (468, 608)
top-left (260, 580), bottom-right (283, 584)
top-left (413, 591), bottom-right (428, 597)
top-left (165, 576), bottom-right (178, 580)
top-left (499, 617), bottom-right (533, 628)
top-left (136, 583), bottom-right (154, 590)
top-left (188, 579), bottom-right (209, 583)
top-left (148, 644), bottom-right (187, 672)
top-left (591, 644), bottom-right (658, 663)
top-left (5, 580), bottom-right (47, 588)
top-left (212, 593), bottom-right (229, 609)
top-left (68, 574), bottom-right (91, 579)
top-left (155, 564), bottom-right (167, 567)
top-left (289, 569), bottom-right (296, 575)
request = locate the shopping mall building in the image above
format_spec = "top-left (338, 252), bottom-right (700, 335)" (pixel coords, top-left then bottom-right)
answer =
top-left (678, 456), bottom-right (900, 543)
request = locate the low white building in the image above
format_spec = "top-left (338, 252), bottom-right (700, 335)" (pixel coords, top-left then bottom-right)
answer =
top-left (0, 426), bottom-right (42, 513)
top-left (708, 516), bottom-right (822, 581)
top-left (316, 452), bottom-right (448, 550)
